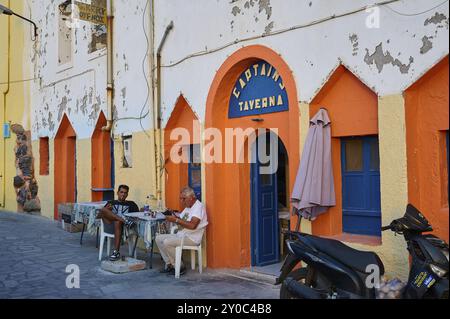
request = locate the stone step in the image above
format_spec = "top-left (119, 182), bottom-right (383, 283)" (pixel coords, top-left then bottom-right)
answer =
top-left (101, 258), bottom-right (147, 274)
top-left (216, 269), bottom-right (277, 286)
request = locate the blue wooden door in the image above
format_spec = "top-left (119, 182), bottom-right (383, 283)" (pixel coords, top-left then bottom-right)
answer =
top-left (341, 136), bottom-right (381, 236)
top-left (188, 144), bottom-right (202, 200)
top-left (251, 136), bottom-right (280, 266)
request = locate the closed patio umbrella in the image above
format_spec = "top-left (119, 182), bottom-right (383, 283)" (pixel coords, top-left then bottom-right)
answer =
top-left (291, 108), bottom-right (335, 227)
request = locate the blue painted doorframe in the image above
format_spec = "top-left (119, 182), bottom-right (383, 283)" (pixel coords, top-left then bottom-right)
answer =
top-left (341, 136), bottom-right (381, 236)
top-left (251, 134), bottom-right (280, 266)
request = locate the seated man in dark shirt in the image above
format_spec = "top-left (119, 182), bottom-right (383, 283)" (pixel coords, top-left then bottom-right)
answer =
top-left (98, 185), bottom-right (140, 261)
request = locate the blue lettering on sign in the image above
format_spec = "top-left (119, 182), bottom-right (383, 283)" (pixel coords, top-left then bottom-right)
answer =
top-left (229, 61), bottom-right (289, 119)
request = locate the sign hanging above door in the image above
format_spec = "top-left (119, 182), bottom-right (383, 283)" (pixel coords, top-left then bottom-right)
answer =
top-left (75, 0), bottom-right (107, 25)
top-left (229, 61), bottom-right (289, 119)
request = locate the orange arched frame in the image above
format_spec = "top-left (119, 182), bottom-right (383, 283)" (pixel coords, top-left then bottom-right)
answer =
top-left (54, 115), bottom-right (76, 219)
top-left (205, 45), bottom-right (300, 268)
top-left (309, 65), bottom-right (379, 237)
top-left (405, 56), bottom-right (449, 242)
top-left (91, 112), bottom-right (112, 202)
top-left (164, 95), bottom-right (201, 211)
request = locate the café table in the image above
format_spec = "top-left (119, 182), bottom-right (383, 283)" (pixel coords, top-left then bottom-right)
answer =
top-left (124, 212), bottom-right (169, 269)
top-left (73, 201), bottom-right (108, 246)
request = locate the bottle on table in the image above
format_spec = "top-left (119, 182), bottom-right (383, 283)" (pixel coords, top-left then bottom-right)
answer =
top-left (144, 196), bottom-right (150, 215)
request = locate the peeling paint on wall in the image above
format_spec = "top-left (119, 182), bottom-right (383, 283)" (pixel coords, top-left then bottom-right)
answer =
top-left (264, 21), bottom-right (274, 35)
top-left (424, 12), bottom-right (447, 26)
top-left (349, 33), bottom-right (359, 56)
top-left (123, 54), bottom-right (129, 72)
top-left (258, 0), bottom-right (272, 20)
top-left (232, 6), bottom-right (241, 16)
top-left (420, 36), bottom-right (433, 54)
top-left (29, 0), bottom-right (114, 140)
top-left (88, 96), bottom-right (102, 122)
top-left (112, 104), bottom-right (119, 123)
top-left (121, 87), bottom-right (127, 108)
top-left (230, 0), bottom-right (273, 24)
top-left (28, 0), bottom-right (449, 139)
top-left (57, 96), bottom-right (68, 122)
top-left (80, 94), bottom-right (88, 116)
top-left (48, 112), bottom-right (55, 132)
top-left (364, 43), bottom-right (414, 74)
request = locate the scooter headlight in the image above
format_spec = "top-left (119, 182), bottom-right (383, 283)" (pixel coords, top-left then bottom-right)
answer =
top-left (430, 264), bottom-right (448, 278)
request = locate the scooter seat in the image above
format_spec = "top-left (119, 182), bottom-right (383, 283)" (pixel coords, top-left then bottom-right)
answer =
top-left (303, 235), bottom-right (385, 275)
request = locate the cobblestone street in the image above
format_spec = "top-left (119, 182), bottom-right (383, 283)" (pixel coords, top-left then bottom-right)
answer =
top-left (0, 211), bottom-right (279, 299)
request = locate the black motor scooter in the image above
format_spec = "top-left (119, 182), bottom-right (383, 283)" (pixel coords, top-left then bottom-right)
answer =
top-left (276, 204), bottom-right (449, 299)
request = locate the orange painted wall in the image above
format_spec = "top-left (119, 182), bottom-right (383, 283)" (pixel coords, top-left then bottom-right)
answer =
top-left (54, 115), bottom-right (76, 219)
top-left (91, 112), bottom-right (112, 202)
top-left (205, 45), bottom-right (300, 268)
top-left (405, 56), bottom-right (449, 242)
top-left (310, 65), bottom-right (379, 236)
top-left (164, 96), bottom-right (199, 211)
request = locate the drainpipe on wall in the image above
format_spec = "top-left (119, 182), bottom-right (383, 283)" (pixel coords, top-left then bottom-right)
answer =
top-left (102, 0), bottom-right (114, 132)
top-left (155, 20), bottom-right (173, 203)
top-left (149, 0), bottom-right (157, 202)
top-left (1, 0), bottom-right (11, 208)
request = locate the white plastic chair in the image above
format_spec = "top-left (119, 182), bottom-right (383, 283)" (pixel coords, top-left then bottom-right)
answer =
top-left (98, 219), bottom-right (137, 261)
top-left (172, 223), bottom-right (208, 279)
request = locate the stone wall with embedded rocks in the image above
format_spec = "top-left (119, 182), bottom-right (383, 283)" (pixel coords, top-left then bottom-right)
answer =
top-left (11, 124), bottom-right (41, 213)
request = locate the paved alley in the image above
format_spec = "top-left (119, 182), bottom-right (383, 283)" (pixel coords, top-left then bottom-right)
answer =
top-left (0, 211), bottom-right (279, 299)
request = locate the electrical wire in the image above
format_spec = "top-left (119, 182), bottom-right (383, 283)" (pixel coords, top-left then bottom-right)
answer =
top-left (9, 1), bottom-right (448, 88)
top-left (11, 0), bottom-right (448, 139)
top-left (112, 0), bottom-right (152, 140)
top-left (139, 0), bottom-right (151, 138)
top-left (159, 0), bottom-right (447, 69)
top-left (385, 0), bottom-right (448, 16)
top-left (0, 77), bottom-right (40, 85)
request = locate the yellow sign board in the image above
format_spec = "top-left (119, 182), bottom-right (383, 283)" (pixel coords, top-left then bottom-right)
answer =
top-left (75, 1), bottom-right (107, 25)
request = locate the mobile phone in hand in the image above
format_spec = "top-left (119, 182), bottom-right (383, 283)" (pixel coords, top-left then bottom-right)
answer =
top-left (163, 209), bottom-right (174, 216)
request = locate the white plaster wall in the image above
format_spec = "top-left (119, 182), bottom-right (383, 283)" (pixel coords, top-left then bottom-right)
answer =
top-left (29, 0), bottom-right (153, 140)
top-left (29, 0), bottom-right (107, 140)
top-left (112, 0), bottom-right (153, 135)
top-left (28, 1), bottom-right (449, 138)
top-left (154, 0), bottom-right (449, 124)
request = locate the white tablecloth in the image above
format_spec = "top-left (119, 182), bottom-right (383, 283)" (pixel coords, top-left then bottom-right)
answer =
top-left (73, 201), bottom-right (107, 235)
top-left (124, 212), bottom-right (168, 248)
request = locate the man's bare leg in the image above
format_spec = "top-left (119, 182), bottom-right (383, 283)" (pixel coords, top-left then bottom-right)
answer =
top-left (98, 209), bottom-right (125, 223)
top-left (97, 209), bottom-right (125, 252)
top-left (114, 221), bottom-right (124, 251)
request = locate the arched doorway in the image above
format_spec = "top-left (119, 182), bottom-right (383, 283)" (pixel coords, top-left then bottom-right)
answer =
top-left (250, 130), bottom-right (289, 266)
top-left (205, 45), bottom-right (299, 269)
top-left (54, 115), bottom-right (76, 220)
top-left (91, 112), bottom-right (114, 202)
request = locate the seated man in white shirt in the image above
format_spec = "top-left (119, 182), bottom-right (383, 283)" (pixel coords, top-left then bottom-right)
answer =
top-left (155, 186), bottom-right (208, 276)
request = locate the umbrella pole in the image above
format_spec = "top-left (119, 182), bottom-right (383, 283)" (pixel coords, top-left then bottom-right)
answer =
top-left (293, 207), bottom-right (303, 232)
